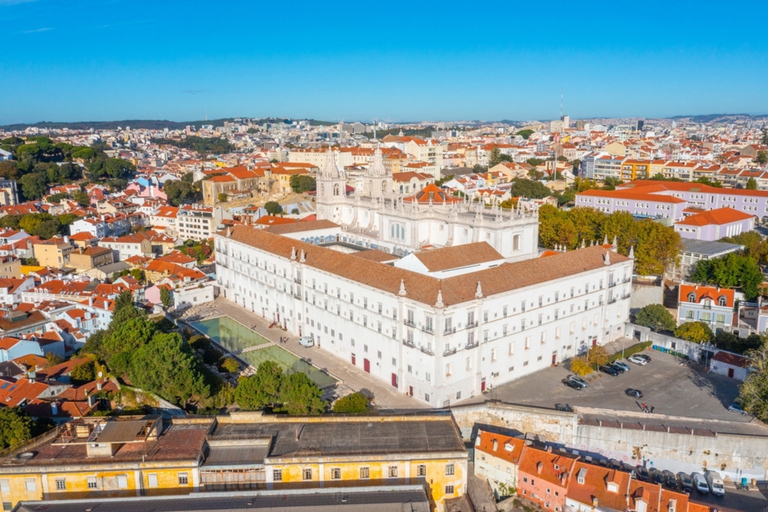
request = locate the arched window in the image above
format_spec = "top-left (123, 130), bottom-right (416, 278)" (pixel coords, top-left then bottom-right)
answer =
top-left (688, 292), bottom-right (696, 303)
top-left (390, 223), bottom-right (405, 240)
top-left (718, 296), bottom-right (727, 307)
top-left (333, 184), bottom-right (340, 196)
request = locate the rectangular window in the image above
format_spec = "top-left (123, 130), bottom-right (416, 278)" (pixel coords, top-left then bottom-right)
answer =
top-left (360, 467), bottom-right (370, 479)
top-left (87, 476), bottom-right (98, 489)
top-left (417, 464), bottom-right (427, 476)
top-left (147, 474), bottom-right (158, 488)
top-left (178, 473), bottom-right (188, 486)
top-left (446, 463), bottom-right (455, 475)
top-left (273, 469), bottom-right (283, 481)
top-left (388, 466), bottom-right (399, 478)
top-left (55, 479), bottom-right (66, 491)
top-left (303, 468), bottom-right (312, 481)
top-left (117, 474), bottom-right (128, 489)
top-left (25, 478), bottom-right (36, 492)
top-left (445, 485), bottom-right (455, 495)
top-left (331, 468), bottom-right (341, 480)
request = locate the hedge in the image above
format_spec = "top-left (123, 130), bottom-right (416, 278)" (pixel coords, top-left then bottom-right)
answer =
top-left (607, 341), bottom-right (652, 363)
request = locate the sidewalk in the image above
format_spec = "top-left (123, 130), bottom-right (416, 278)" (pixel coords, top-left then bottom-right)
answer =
top-left (208, 298), bottom-right (428, 411)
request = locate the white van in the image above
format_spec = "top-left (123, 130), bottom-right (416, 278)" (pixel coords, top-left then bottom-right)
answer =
top-left (299, 336), bottom-right (314, 347)
top-left (691, 472), bottom-right (709, 494)
top-left (705, 470), bottom-right (725, 496)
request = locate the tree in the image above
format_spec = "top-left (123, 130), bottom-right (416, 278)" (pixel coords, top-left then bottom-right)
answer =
top-left (747, 177), bottom-right (758, 190)
top-left (516, 129), bottom-right (534, 140)
top-left (509, 178), bottom-right (551, 199)
top-left (265, 201), bottom-right (283, 215)
top-left (130, 332), bottom-right (209, 405)
top-left (130, 268), bottom-right (144, 283)
top-left (73, 190), bottom-right (90, 207)
top-left (691, 252), bottom-right (765, 300)
top-left (696, 177), bottom-right (722, 188)
top-left (234, 361), bottom-right (284, 410)
top-left (278, 372), bottom-right (325, 415)
top-left (103, 316), bottom-right (157, 373)
top-left (70, 360), bottom-right (96, 384)
top-left (289, 174), bottom-right (316, 193)
top-left (221, 358), bottom-right (240, 373)
top-left (635, 304), bottom-right (676, 332)
top-left (217, 192), bottom-right (228, 203)
top-left (160, 287), bottom-right (173, 308)
top-left (738, 336), bottom-right (768, 421)
top-left (0, 407), bottom-right (33, 449)
top-left (489, 146), bottom-right (502, 167)
top-left (332, 392), bottom-right (369, 414)
top-left (570, 357), bottom-right (593, 376)
top-left (19, 172), bottom-right (48, 200)
top-left (757, 151), bottom-right (768, 166)
top-left (587, 346), bottom-right (609, 369)
top-left (674, 322), bottom-right (713, 344)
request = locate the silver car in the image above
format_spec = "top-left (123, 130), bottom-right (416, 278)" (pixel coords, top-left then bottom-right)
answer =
top-left (628, 355), bottom-right (647, 365)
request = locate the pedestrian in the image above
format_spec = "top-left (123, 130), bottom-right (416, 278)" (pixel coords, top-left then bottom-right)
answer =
top-left (651, 406), bottom-right (655, 414)
top-left (642, 402), bottom-right (647, 412)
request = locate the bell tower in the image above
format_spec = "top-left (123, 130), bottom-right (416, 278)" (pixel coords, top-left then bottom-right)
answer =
top-left (365, 146), bottom-right (391, 199)
top-left (316, 148), bottom-right (346, 222)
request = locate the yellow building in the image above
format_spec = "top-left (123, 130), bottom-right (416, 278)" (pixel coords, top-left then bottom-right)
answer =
top-left (620, 159), bottom-right (650, 181)
top-left (0, 412), bottom-right (467, 511)
top-left (32, 239), bottom-right (75, 269)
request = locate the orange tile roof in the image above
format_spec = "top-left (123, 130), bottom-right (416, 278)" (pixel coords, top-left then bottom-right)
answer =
top-left (675, 207), bottom-right (754, 226)
top-left (567, 461), bottom-right (631, 511)
top-left (579, 188), bottom-right (686, 204)
top-left (518, 446), bottom-right (578, 486)
top-left (475, 430), bottom-right (525, 465)
top-left (679, 284), bottom-right (734, 307)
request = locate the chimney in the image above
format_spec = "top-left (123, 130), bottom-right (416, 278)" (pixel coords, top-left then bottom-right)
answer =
top-left (537, 461), bottom-right (543, 474)
top-left (546, 446), bottom-right (553, 452)
top-left (97, 381), bottom-right (102, 391)
top-left (492, 439), bottom-right (498, 451)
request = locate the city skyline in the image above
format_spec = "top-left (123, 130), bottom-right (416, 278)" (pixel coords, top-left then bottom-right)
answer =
top-left (2, 0), bottom-right (767, 124)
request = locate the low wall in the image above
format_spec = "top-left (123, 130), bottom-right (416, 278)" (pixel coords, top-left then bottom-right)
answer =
top-left (624, 323), bottom-right (715, 361)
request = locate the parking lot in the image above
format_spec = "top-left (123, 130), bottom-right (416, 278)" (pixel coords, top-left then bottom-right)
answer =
top-left (460, 349), bottom-right (750, 423)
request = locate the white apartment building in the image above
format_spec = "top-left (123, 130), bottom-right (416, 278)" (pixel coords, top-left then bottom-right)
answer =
top-left (215, 225), bottom-right (633, 408)
top-left (177, 205), bottom-right (230, 241)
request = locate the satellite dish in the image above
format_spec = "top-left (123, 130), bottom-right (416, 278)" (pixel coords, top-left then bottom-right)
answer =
top-left (97, 371), bottom-right (103, 378)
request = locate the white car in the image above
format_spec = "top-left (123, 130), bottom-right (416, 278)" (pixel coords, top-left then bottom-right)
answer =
top-left (628, 355), bottom-right (648, 365)
top-left (299, 336), bottom-right (315, 347)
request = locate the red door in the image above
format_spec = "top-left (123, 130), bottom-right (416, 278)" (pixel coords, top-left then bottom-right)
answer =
top-left (351, 354), bottom-right (356, 366)
top-left (409, 386), bottom-right (413, 396)
top-left (552, 353), bottom-right (557, 366)
top-left (364, 359), bottom-right (370, 373)
top-left (481, 379), bottom-right (486, 392)
top-left (391, 373), bottom-right (398, 388)
top-left (728, 368), bottom-right (735, 378)
top-left (592, 338), bottom-right (597, 347)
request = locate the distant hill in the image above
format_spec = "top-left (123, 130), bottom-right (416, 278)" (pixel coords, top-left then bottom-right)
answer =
top-left (0, 117), bottom-right (337, 131)
top-left (668, 113), bottom-right (768, 123)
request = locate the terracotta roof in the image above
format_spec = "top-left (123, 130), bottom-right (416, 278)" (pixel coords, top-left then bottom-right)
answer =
top-left (406, 183), bottom-right (460, 204)
top-left (567, 461), bottom-right (630, 510)
top-left (679, 284), bottom-right (734, 307)
top-left (224, 225), bottom-right (631, 307)
top-left (518, 446), bottom-right (578, 486)
top-left (255, 215), bottom-right (299, 226)
top-left (266, 219), bottom-right (339, 235)
top-left (712, 350), bottom-right (748, 368)
top-left (475, 430), bottom-right (525, 465)
top-left (578, 188), bottom-right (686, 204)
top-left (349, 250), bottom-right (398, 263)
top-left (675, 207), bottom-right (754, 227)
top-left (413, 242), bottom-right (503, 272)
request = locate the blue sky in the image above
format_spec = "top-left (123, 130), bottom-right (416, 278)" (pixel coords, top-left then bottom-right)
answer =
top-left (1, 0), bottom-right (767, 124)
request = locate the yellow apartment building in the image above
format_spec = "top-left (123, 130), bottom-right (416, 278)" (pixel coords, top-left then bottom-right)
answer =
top-left (0, 412), bottom-right (468, 511)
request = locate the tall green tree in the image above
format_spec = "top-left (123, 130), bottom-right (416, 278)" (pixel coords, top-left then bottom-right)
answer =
top-left (19, 172), bottom-right (48, 200)
top-left (332, 392), bottom-right (369, 414)
top-left (747, 177), bottom-right (758, 190)
top-left (277, 372), bottom-right (325, 416)
top-left (234, 361), bottom-right (284, 410)
top-left (0, 407), bottom-right (33, 449)
top-left (130, 332), bottom-right (209, 405)
top-left (635, 304), bottom-right (676, 332)
top-left (739, 336), bottom-right (768, 421)
top-left (160, 287), bottom-right (173, 308)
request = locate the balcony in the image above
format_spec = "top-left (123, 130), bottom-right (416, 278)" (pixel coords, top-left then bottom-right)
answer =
top-left (444, 327), bottom-right (457, 335)
top-left (466, 321), bottom-right (478, 329)
top-left (443, 347), bottom-right (457, 356)
top-left (293, 278), bottom-right (302, 285)
top-left (403, 339), bottom-right (415, 348)
top-left (421, 326), bottom-right (434, 334)
top-left (404, 319), bottom-right (416, 328)
top-left (419, 346), bottom-right (434, 356)
top-left (465, 342), bottom-right (477, 350)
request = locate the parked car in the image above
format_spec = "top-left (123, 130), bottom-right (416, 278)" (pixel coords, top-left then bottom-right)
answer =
top-left (298, 336), bottom-right (315, 347)
top-left (608, 362), bottom-right (626, 373)
top-left (628, 354), bottom-right (648, 365)
top-left (613, 361), bottom-right (631, 372)
top-left (728, 402), bottom-right (748, 415)
top-left (663, 470), bottom-right (678, 490)
top-left (692, 472), bottom-right (709, 494)
top-left (650, 468), bottom-right (665, 485)
top-left (555, 403), bottom-right (574, 412)
top-left (563, 379), bottom-right (585, 390)
top-left (705, 470), bottom-right (725, 496)
top-left (625, 388), bottom-right (643, 399)
top-left (677, 472), bottom-right (694, 494)
top-left (600, 365), bottom-right (620, 376)
top-left (635, 466), bottom-right (651, 482)
top-left (566, 375), bottom-right (589, 387)
top-left (636, 354), bottom-right (651, 362)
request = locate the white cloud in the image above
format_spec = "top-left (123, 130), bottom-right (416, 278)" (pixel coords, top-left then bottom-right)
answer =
top-left (20, 27), bottom-right (51, 33)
